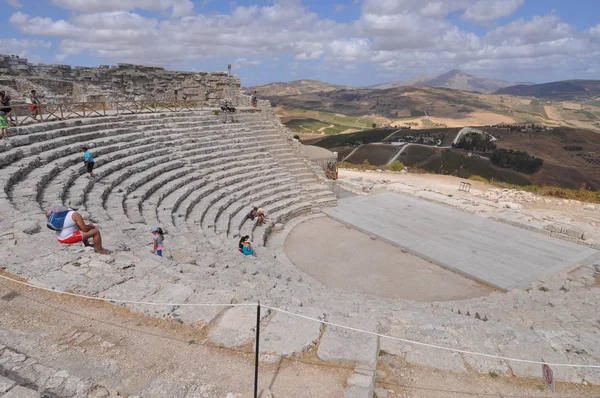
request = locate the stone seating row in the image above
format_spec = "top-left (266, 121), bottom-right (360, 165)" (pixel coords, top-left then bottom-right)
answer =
top-left (10, 121), bottom-right (282, 213)
top-left (123, 151), bottom-right (273, 224)
top-left (0, 113), bottom-right (270, 177)
top-left (2, 110), bottom-right (334, 250)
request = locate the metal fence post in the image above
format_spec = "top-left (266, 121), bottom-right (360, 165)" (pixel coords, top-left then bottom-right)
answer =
top-left (254, 301), bottom-right (260, 398)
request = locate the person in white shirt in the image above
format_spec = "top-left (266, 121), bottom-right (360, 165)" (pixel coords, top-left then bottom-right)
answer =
top-left (46, 199), bottom-right (109, 254)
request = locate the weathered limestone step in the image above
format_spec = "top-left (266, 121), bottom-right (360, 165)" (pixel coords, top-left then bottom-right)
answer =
top-left (125, 167), bottom-right (193, 224)
top-left (237, 191), bottom-right (305, 242)
top-left (173, 162), bottom-right (286, 226)
top-left (220, 180), bottom-right (302, 236)
top-left (42, 141), bottom-right (170, 210)
top-left (83, 155), bottom-right (177, 221)
top-left (0, 344), bottom-right (97, 398)
top-left (144, 173), bottom-right (206, 225)
top-left (206, 179), bottom-right (298, 237)
top-left (105, 160), bottom-right (187, 221)
top-left (191, 172), bottom-right (293, 232)
top-left (317, 318), bottom-right (379, 366)
top-left (259, 308), bottom-right (324, 363)
top-left (253, 201), bottom-right (313, 246)
top-left (208, 306), bottom-right (269, 348)
top-left (10, 132), bottom-right (158, 211)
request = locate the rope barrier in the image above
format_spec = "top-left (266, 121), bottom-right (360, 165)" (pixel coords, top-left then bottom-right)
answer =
top-left (261, 306), bottom-right (600, 369)
top-left (2, 273), bottom-right (599, 369)
top-left (0, 274), bottom-right (255, 308)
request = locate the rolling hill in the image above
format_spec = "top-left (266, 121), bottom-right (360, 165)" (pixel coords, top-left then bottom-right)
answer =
top-left (313, 126), bottom-right (600, 191)
top-left (495, 80), bottom-right (600, 100)
top-left (244, 79), bottom-right (351, 96)
top-left (370, 70), bottom-right (532, 93)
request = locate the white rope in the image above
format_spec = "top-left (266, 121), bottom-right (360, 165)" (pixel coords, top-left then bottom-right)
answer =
top-left (0, 274), bottom-right (255, 308)
top-left (262, 305), bottom-right (600, 369)
top-left (2, 273), bottom-right (599, 369)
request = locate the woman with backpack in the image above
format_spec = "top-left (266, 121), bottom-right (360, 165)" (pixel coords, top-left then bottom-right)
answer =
top-left (46, 199), bottom-right (109, 254)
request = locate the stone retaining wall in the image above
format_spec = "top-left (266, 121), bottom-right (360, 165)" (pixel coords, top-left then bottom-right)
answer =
top-left (0, 54), bottom-right (240, 104)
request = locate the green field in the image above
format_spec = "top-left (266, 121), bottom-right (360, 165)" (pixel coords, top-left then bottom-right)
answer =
top-left (284, 118), bottom-right (330, 133)
top-left (279, 108), bottom-right (380, 133)
top-left (314, 128), bottom-right (396, 148)
top-left (322, 124), bottom-right (357, 134)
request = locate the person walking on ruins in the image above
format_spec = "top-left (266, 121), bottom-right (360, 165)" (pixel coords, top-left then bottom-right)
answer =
top-left (46, 199), bottom-right (110, 255)
top-left (28, 90), bottom-right (40, 119)
top-left (0, 91), bottom-right (12, 117)
top-left (151, 226), bottom-right (165, 257)
top-left (0, 111), bottom-right (9, 139)
top-left (251, 91), bottom-right (258, 107)
top-left (82, 146), bottom-right (96, 179)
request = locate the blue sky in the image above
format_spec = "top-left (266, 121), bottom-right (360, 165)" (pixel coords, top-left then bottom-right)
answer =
top-left (1, 0), bottom-right (599, 87)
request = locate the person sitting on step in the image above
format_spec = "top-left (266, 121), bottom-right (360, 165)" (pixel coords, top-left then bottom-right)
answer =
top-left (238, 235), bottom-right (255, 256)
top-left (247, 206), bottom-right (265, 226)
top-left (46, 199), bottom-right (109, 255)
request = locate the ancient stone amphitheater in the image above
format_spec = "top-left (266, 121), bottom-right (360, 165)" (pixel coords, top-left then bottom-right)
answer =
top-left (0, 66), bottom-right (599, 397)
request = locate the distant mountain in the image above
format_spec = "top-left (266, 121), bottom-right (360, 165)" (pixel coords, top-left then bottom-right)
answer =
top-left (495, 80), bottom-right (600, 100)
top-left (261, 85), bottom-right (498, 118)
top-left (369, 75), bottom-right (433, 90)
top-left (244, 79), bottom-right (351, 97)
top-left (371, 70), bottom-right (532, 94)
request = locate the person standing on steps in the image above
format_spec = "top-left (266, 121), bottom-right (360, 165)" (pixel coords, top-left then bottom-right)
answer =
top-left (82, 146), bottom-right (96, 179)
top-left (251, 91), bottom-right (258, 108)
top-left (0, 91), bottom-right (12, 118)
top-left (46, 199), bottom-right (110, 255)
top-left (151, 226), bottom-right (165, 257)
top-left (0, 111), bottom-right (9, 139)
top-left (28, 90), bottom-right (40, 120)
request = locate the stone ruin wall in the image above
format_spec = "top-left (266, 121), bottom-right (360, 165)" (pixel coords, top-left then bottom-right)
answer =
top-left (0, 54), bottom-right (241, 105)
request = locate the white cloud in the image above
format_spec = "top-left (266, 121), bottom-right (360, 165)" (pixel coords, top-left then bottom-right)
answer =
top-left (0, 38), bottom-right (51, 57)
top-left (232, 58), bottom-right (261, 70)
top-left (5, 0), bottom-right (599, 83)
top-left (463, 0), bottom-right (524, 23)
top-left (51, 0), bottom-right (194, 17)
top-left (4, 0), bottom-right (22, 8)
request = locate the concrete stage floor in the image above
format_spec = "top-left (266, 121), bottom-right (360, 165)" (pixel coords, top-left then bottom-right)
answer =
top-left (323, 192), bottom-right (598, 291)
top-left (285, 216), bottom-right (494, 302)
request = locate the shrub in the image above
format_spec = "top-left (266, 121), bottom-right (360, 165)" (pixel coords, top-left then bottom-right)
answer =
top-left (563, 145), bottom-right (583, 151)
top-left (454, 133), bottom-right (496, 152)
top-left (213, 110), bottom-right (219, 116)
top-left (293, 135), bottom-right (300, 140)
top-left (388, 160), bottom-right (405, 171)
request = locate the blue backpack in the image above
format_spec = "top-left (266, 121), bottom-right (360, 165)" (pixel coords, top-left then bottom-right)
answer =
top-left (47, 206), bottom-right (70, 231)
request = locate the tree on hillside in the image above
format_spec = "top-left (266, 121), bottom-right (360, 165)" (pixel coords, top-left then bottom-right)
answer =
top-left (491, 149), bottom-right (544, 174)
top-left (453, 133), bottom-right (496, 152)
